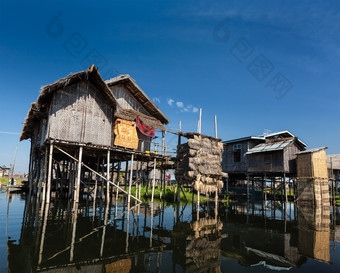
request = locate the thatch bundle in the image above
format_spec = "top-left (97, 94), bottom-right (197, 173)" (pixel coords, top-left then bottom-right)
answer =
top-left (175, 134), bottom-right (224, 194)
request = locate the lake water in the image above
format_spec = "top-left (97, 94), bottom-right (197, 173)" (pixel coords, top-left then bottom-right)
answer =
top-left (0, 189), bottom-right (339, 273)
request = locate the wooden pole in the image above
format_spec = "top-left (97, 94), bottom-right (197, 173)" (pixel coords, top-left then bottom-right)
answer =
top-left (198, 108), bottom-right (202, 134)
top-left (215, 186), bottom-right (218, 222)
top-left (247, 173), bottom-right (250, 199)
top-left (46, 143), bottom-right (54, 204)
top-left (116, 161), bottom-right (121, 200)
top-left (124, 161), bottom-right (128, 190)
top-left (106, 150), bottom-right (110, 203)
top-left (284, 173), bottom-right (288, 203)
top-left (151, 158), bottom-right (156, 203)
top-left (42, 147), bottom-right (48, 202)
top-left (214, 115), bottom-right (217, 139)
top-left (75, 146), bottom-right (83, 203)
top-left (128, 154), bottom-right (134, 206)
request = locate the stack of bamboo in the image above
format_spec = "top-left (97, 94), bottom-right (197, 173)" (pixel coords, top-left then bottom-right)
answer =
top-left (175, 134), bottom-right (224, 194)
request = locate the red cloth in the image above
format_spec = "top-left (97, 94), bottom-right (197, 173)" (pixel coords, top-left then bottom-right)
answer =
top-left (135, 116), bottom-right (155, 137)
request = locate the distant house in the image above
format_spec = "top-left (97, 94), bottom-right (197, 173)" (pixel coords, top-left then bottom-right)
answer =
top-left (0, 165), bottom-right (10, 177)
top-left (222, 131), bottom-right (307, 182)
top-left (246, 137), bottom-right (306, 175)
top-left (327, 154), bottom-right (340, 180)
top-left (222, 136), bottom-right (265, 176)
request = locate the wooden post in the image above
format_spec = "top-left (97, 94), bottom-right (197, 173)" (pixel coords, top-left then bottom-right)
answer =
top-left (198, 108), bottom-right (202, 134)
top-left (42, 146), bottom-right (48, 202)
top-left (75, 146), bottom-right (83, 203)
top-left (215, 186), bottom-right (218, 222)
top-left (284, 173), bottom-right (288, 203)
top-left (46, 143), bottom-right (54, 204)
top-left (128, 154), bottom-right (134, 206)
top-left (124, 160), bottom-right (128, 190)
top-left (197, 189), bottom-right (200, 220)
top-left (246, 173), bottom-right (250, 199)
top-left (151, 158), bottom-right (156, 203)
top-left (116, 161), bottom-right (121, 200)
top-left (106, 150), bottom-right (110, 203)
top-left (38, 202), bottom-right (50, 265)
top-left (70, 201), bottom-right (79, 262)
top-left (214, 115), bottom-right (217, 139)
top-left (264, 173), bottom-right (267, 201)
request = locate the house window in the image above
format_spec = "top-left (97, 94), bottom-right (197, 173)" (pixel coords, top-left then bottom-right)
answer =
top-left (233, 144), bottom-right (242, 162)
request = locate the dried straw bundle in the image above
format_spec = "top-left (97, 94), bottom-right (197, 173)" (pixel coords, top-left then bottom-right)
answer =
top-left (175, 134), bottom-right (224, 194)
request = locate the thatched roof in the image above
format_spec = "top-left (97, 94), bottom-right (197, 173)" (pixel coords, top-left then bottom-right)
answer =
top-left (20, 65), bottom-right (117, 141)
top-left (116, 107), bottom-right (166, 130)
top-left (106, 75), bottom-right (169, 125)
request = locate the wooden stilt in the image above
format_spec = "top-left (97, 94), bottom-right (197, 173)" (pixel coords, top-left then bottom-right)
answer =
top-left (284, 173), bottom-right (288, 203)
top-left (116, 161), bottom-right (121, 199)
top-left (264, 173), bottom-right (267, 201)
top-left (246, 173), bottom-right (250, 199)
top-left (151, 158), bottom-right (157, 203)
top-left (128, 154), bottom-right (134, 206)
top-left (46, 143), bottom-right (54, 204)
top-left (75, 146), bottom-right (83, 203)
top-left (197, 189), bottom-right (200, 220)
top-left (124, 161), bottom-right (128, 190)
top-left (106, 150), bottom-right (110, 203)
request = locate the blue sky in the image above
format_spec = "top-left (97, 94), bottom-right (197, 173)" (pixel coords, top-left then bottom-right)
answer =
top-left (1, 0), bottom-right (340, 173)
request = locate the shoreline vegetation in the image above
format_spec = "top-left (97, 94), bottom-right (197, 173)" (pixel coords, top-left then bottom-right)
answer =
top-left (0, 177), bottom-right (23, 186)
top-left (130, 185), bottom-right (213, 203)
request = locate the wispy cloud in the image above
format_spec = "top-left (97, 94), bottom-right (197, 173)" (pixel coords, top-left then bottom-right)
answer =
top-left (176, 101), bottom-right (184, 108)
top-left (167, 98), bottom-right (199, 113)
top-left (167, 98), bottom-right (174, 106)
top-left (153, 97), bottom-right (160, 103)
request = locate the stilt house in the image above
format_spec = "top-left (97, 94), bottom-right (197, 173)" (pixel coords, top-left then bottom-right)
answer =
top-left (20, 65), bottom-right (170, 202)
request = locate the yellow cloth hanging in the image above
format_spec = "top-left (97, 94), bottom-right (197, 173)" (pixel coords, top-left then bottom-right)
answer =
top-left (113, 118), bottom-right (138, 150)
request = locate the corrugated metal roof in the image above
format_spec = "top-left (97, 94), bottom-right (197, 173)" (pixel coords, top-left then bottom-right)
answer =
top-left (222, 136), bottom-right (265, 144)
top-left (296, 147), bottom-right (327, 154)
top-left (245, 139), bottom-right (294, 154)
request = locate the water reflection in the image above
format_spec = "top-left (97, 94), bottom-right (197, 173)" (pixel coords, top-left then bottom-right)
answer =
top-left (2, 190), bottom-right (339, 273)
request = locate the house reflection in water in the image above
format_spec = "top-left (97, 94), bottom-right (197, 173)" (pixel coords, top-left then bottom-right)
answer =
top-left (220, 202), bottom-right (331, 270)
top-left (4, 193), bottom-right (337, 273)
top-left (172, 214), bottom-right (225, 272)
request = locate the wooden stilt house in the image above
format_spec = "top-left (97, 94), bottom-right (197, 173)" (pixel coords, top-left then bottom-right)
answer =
top-left (20, 65), bottom-right (170, 202)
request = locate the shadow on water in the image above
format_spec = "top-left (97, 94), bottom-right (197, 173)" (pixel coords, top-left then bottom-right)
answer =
top-left (1, 189), bottom-right (340, 273)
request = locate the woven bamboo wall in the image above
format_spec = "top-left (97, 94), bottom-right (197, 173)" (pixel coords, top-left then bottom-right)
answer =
top-left (297, 149), bottom-right (329, 207)
top-left (48, 81), bottom-right (114, 146)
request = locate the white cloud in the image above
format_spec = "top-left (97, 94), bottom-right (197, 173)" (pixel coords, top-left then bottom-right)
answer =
top-left (153, 97), bottom-right (160, 103)
top-left (192, 107), bottom-right (199, 113)
top-left (176, 101), bottom-right (184, 108)
top-left (167, 98), bottom-right (174, 106)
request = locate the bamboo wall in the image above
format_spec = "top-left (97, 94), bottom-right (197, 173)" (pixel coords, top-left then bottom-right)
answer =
top-left (48, 81), bottom-right (114, 146)
top-left (109, 84), bottom-right (149, 115)
top-left (297, 149), bottom-right (329, 207)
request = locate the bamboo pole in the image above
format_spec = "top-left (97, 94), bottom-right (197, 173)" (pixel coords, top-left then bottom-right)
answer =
top-left (116, 161), bottom-right (121, 200)
top-left (38, 202), bottom-right (50, 265)
top-left (128, 154), bottom-right (134, 206)
top-left (214, 115), bottom-right (217, 139)
top-left (42, 147), bottom-right (48, 202)
top-left (284, 173), bottom-right (288, 203)
top-left (46, 143), bottom-right (54, 204)
top-left (124, 161), bottom-right (128, 190)
top-left (151, 158), bottom-right (157, 203)
top-left (75, 146), bottom-right (83, 203)
top-left (106, 150), bottom-right (110, 203)
top-left (247, 173), bottom-right (250, 199)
